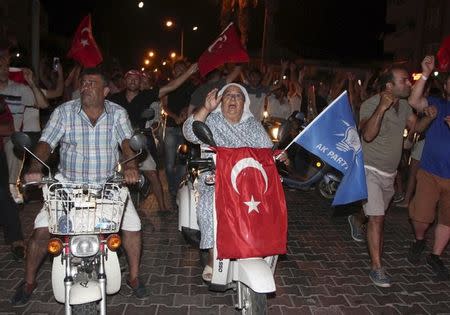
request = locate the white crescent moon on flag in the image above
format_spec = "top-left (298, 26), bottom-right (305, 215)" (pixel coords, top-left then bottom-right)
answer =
top-left (81, 27), bottom-right (90, 34)
top-left (207, 35), bottom-right (227, 53)
top-left (230, 158), bottom-right (268, 194)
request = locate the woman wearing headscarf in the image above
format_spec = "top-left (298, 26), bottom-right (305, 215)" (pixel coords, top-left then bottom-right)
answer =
top-left (183, 83), bottom-right (273, 281)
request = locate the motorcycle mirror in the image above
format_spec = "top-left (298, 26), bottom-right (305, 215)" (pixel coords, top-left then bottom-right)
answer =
top-left (11, 132), bottom-right (53, 178)
top-left (11, 132), bottom-right (32, 151)
top-left (129, 132), bottom-right (147, 152)
top-left (192, 121), bottom-right (217, 147)
top-left (140, 108), bottom-right (155, 121)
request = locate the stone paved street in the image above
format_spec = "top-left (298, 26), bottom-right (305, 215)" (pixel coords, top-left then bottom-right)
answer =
top-left (0, 187), bottom-right (449, 314)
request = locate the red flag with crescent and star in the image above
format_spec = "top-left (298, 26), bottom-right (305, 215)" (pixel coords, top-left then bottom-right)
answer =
top-left (215, 147), bottom-right (287, 259)
top-left (67, 15), bottom-right (103, 68)
top-left (198, 22), bottom-right (249, 77)
top-left (437, 34), bottom-right (450, 72)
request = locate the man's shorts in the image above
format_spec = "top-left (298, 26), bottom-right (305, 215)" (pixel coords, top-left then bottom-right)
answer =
top-left (409, 169), bottom-right (450, 227)
top-left (138, 149), bottom-right (156, 171)
top-left (362, 167), bottom-right (396, 216)
top-left (34, 189), bottom-right (141, 231)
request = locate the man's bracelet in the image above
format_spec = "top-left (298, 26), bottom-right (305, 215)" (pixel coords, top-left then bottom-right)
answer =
top-left (421, 74), bottom-right (428, 81)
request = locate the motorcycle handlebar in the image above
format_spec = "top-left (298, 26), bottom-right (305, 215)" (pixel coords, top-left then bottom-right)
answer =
top-left (188, 158), bottom-right (214, 169)
top-left (21, 178), bottom-right (57, 188)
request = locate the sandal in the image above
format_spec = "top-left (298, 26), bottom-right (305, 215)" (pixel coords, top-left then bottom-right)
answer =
top-left (202, 265), bottom-right (213, 283)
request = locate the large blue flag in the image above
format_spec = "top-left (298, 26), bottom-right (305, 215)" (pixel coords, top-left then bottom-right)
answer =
top-left (289, 91), bottom-right (367, 206)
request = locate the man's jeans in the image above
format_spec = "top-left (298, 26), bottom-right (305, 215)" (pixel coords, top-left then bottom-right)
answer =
top-left (164, 127), bottom-right (185, 199)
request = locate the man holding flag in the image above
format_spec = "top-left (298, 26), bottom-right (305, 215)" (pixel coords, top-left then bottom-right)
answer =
top-left (348, 66), bottom-right (436, 287)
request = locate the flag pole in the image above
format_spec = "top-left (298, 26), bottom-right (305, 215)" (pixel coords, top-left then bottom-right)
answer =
top-left (275, 90), bottom-right (348, 159)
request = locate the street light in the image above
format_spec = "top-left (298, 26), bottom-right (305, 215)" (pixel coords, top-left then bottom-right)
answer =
top-left (144, 59), bottom-right (150, 65)
top-left (148, 50), bottom-right (155, 58)
top-left (164, 20), bottom-right (198, 58)
top-left (138, 1), bottom-right (144, 8)
top-left (170, 52), bottom-right (177, 59)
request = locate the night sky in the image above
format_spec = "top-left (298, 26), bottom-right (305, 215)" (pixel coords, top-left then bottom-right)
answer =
top-left (40, 0), bottom-right (387, 69)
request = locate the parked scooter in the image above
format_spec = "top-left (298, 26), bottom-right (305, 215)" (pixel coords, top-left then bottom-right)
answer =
top-left (177, 121), bottom-right (278, 314)
top-left (275, 111), bottom-right (342, 199)
top-left (12, 132), bottom-right (146, 315)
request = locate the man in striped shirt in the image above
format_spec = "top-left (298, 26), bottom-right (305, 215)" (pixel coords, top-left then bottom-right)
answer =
top-left (12, 67), bottom-right (148, 305)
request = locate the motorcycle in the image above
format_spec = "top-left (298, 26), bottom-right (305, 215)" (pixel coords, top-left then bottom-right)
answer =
top-left (128, 108), bottom-right (157, 208)
top-left (273, 111), bottom-right (342, 200)
top-left (12, 132), bottom-right (146, 315)
top-left (177, 121), bottom-right (278, 315)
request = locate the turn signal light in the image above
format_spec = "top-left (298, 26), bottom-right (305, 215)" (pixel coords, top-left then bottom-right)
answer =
top-left (47, 238), bottom-right (63, 255)
top-left (106, 234), bottom-right (122, 251)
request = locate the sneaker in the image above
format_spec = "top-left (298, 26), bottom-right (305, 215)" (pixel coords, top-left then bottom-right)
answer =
top-left (426, 254), bottom-right (450, 281)
top-left (369, 268), bottom-right (392, 288)
top-left (11, 282), bottom-right (37, 305)
top-left (407, 239), bottom-right (426, 264)
top-left (126, 278), bottom-right (149, 299)
top-left (393, 192), bottom-right (405, 203)
top-left (348, 215), bottom-right (365, 242)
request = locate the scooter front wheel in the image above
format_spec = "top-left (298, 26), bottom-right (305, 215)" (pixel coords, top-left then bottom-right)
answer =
top-left (316, 176), bottom-right (339, 200)
top-left (72, 302), bottom-right (97, 315)
top-left (241, 284), bottom-right (267, 315)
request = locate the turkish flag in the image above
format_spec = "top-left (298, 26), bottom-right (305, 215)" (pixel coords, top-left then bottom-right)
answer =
top-left (198, 22), bottom-right (249, 77)
top-left (437, 35), bottom-right (450, 72)
top-left (215, 147), bottom-right (288, 259)
top-left (67, 15), bottom-right (103, 68)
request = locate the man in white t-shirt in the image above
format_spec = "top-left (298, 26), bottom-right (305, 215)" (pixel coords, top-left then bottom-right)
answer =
top-left (0, 48), bottom-right (48, 203)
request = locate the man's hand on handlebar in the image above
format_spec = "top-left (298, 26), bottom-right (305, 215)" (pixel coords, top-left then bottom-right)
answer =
top-left (123, 167), bottom-right (140, 185)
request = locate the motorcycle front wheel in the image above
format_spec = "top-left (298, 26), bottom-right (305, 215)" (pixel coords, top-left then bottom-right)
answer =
top-left (241, 284), bottom-right (267, 315)
top-left (72, 302), bottom-right (97, 315)
top-left (316, 176), bottom-right (339, 200)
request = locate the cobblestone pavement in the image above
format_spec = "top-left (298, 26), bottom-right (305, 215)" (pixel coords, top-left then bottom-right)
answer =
top-left (0, 187), bottom-right (449, 315)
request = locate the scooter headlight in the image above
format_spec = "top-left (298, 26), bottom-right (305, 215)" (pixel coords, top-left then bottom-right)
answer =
top-left (270, 126), bottom-right (279, 141)
top-left (70, 235), bottom-right (100, 257)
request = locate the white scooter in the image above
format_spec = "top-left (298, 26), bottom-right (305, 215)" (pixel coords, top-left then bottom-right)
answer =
top-left (177, 122), bottom-right (278, 314)
top-left (12, 132), bottom-right (146, 315)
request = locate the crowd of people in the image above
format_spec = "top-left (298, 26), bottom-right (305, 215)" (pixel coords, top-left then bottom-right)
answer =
top-left (0, 35), bottom-right (449, 305)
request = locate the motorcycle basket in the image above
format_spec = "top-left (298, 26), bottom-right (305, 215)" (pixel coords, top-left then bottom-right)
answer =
top-left (43, 182), bottom-right (128, 235)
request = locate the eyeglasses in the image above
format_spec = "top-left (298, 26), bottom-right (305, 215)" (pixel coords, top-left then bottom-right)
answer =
top-left (223, 93), bottom-right (245, 102)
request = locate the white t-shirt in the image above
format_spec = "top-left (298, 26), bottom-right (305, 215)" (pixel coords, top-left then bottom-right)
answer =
top-left (267, 95), bottom-right (292, 120)
top-left (0, 80), bottom-right (35, 131)
top-left (247, 93), bottom-right (266, 121)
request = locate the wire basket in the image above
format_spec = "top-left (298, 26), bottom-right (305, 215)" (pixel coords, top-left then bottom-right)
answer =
top-left (43, 182), bottom-right (128, 235)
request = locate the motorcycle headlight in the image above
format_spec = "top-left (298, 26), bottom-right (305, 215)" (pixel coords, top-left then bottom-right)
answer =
top-left (270, 126), bottom-right (279, 141)
top-left (70, 235), bottom-right (100, 257)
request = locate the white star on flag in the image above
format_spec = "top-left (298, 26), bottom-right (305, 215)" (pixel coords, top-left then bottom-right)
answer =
top-left (244, 195), bottom-right (261, 214)
top-left (80, 39), bottom-right (89, 47)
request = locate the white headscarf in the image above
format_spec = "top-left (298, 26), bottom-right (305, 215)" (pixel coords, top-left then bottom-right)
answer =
top-left (212, 83), bottom-right (253, 123)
